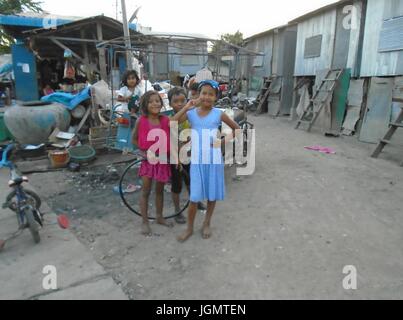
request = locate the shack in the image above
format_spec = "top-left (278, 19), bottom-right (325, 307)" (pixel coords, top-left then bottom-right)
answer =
top-left (244, 24), bottom-right (298, 116)
top-left (0, 13), bottom-right (138, 101)
top-left (289, 0), bottom-right (366, 132)
top-left (358, 0), bottom-right (403, 143)
top-left (143, 32), bottom-right (209, 84)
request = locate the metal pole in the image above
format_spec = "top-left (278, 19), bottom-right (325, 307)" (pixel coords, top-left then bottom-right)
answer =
top-left (121, 0), bottom-right (132, 68)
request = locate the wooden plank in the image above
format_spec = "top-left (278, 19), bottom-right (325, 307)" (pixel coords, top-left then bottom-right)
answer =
top-left (372, 106), bottom-right (403, 158)
top-left (359, 77), bottom-right (394, 143)
top-left (75, 107), bottom-right (91, 134)
top-left (256, 90), bottom-right (271, 114)
top-left (80, 29), bottom-right (92, 80)
top-left (36, 35), bottom-right (99, 43)
top-left (97, 23), bottom-right (108, 81)
top-left (50, 37), bottom-right (85, 61)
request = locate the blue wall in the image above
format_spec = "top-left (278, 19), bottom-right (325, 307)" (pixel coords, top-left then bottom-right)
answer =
top-left (12, 43), bottom-right (39, 101)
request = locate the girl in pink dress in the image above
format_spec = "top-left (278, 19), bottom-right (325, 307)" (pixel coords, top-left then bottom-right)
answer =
top-left (132, 91), bottom-right (172, 236)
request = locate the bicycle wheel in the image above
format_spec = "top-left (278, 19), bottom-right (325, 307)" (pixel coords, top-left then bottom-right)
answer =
top-left (119, 159), bottom-right (190, 220)
top-left (6, 189), bottom-right (42, 212)
top-left (25, 207), bottom-right (41, 244)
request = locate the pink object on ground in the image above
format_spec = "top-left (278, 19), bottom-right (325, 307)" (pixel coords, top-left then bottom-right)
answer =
top-left (304, 145), bottom-right (336, 154)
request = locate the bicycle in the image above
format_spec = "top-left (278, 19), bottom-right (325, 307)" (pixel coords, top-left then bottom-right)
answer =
top-left (119, 152), bottom-right (190, 220)
top-left (217, 96), bottom-right (255, 159)
top-left (0, 144), bottom-right (43, 246)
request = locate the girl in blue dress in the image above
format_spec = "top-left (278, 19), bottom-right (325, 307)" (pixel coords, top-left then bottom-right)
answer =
top-left (171, 80), bottom-right (240, 242)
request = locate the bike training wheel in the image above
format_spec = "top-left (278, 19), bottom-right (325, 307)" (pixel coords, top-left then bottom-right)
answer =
top-left (6, 189), bottom-right (42, 212)
top-left (25, 208), bottom-right (41, 244)
top-left (119, 159), bottom-right (190, 220)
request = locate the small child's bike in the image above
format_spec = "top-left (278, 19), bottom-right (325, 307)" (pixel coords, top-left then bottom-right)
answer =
top-left (0, 144), bottom-right (43, 247)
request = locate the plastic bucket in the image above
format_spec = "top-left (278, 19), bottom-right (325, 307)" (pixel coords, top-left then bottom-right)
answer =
top-left (49, 150), bottom-right (70, 168)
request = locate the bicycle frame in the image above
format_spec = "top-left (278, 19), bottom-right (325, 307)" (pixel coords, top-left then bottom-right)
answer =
top-left (1, 144), bottom-right (41, 228)
top-left (12, 184), bottom-right (31, 228)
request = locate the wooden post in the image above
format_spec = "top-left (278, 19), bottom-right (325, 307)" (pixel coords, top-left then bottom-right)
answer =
top-left (97, 23), bottom-right (108, 81)
top-left (80, 29), bottom-right (92, 80)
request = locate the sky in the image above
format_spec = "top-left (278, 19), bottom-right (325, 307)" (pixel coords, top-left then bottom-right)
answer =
top-left (40, 0), bottom-right (338, 39)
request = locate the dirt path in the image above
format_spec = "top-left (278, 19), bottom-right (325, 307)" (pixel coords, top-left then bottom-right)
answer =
top-left (29, 115), bottom-right (403, 299)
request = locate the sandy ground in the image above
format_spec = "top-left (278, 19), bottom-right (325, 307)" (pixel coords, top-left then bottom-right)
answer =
top-left (27, 115), bottom-right (403, 300)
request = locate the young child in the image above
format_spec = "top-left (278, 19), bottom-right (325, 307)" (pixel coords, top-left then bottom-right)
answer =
top-left (117, 70), bottom-right (142, 114)
top-left (188, 82), bottom-right (200, 100)
top-left (132, 91), bottom-right (173, 236)
top-left (172, 80), bottom-right (240, 242)
top-left (42, 84), bottom-right (54, 96)
top-left (168, 87), bottom-right (206, 225)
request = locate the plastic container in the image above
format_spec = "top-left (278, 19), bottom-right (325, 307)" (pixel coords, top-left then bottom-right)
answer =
top-left (68, 145), bottom-right (96, 164)
top-left (4, 101), bottom-right (70, 144)
top-left (49, 150), bottom-right (70, 168)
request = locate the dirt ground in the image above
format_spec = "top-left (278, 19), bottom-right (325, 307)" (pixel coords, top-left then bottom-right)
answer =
top-left (28, 115), bottom-right (403, 300)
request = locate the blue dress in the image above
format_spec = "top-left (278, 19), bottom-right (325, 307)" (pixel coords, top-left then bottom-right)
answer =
top-left (187, 107), bottom-right (225, 202)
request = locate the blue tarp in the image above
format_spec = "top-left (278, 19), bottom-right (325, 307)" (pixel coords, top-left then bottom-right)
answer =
top-left (0, 63), bottom-right (12, 77)
top-left (41, 87), bottom-right (91, 110)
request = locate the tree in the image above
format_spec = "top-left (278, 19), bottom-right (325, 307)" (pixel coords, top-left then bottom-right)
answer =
top-left (212, 30), bottom-right (244, 53)
top-left (0, 0), bottom-right (43, 54)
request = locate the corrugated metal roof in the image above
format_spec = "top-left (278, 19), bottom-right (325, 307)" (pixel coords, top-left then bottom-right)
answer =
top-left (23, 15), bottom-right (137, 36)
top-left (245, 24), bottom-right (291, 43)
top-left (288, 0), bottom-right (352, 24)
top-left (0, 13), bottom-right (136, 33)
top-left (0, 13), bottom-right (76, 28)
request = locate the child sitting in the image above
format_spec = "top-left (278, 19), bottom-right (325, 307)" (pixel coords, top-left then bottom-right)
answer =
top-left (117, 70), bottom-right (142, 114)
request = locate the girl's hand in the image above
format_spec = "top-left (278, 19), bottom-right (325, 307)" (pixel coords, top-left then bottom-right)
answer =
top-left (185, 98), bottom-right (201, 110)
top-left (212, 138), bottom-right (223, 149)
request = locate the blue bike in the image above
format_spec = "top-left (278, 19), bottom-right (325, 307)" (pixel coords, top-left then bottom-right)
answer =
top-left (0, 144), bottom-right (43, 244)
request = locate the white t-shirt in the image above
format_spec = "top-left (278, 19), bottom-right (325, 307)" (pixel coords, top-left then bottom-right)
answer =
top-left (116, 86), bottom-right (142, 113)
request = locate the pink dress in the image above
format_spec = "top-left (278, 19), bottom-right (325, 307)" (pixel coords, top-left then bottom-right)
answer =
top-left (137, 115), bottom-right (171, 183)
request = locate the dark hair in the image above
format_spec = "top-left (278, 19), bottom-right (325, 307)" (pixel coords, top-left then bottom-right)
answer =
top-left (190, 82), bottom-right (199, 91)
top-left (168, 87), bottom-right (187, 104)
top-left (198, 82), bottom-right (219, 96)
top-left (139, 91), bottom-right (164, 115)
top-left (121, 70), bottom-right (140, 87)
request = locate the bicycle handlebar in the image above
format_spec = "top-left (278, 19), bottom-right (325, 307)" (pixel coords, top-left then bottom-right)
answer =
top-left (0, 143), bottom-right (15, 169)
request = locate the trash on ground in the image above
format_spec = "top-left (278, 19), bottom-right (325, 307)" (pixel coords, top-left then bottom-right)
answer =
top-left (57, 214), bottom-right (70, 229)
top-left (304, 145), bottom-right (336, 154)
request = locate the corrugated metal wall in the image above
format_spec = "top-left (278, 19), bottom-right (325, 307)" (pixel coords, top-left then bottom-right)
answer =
top-left (169, 41), bottom-right (208, 77)
top-left (245, 34), bottom-right (274, 96)
top-left (294, 1), bottom-right (364, 77)
top-left (294, 9), bottom-right (337, 76)
top-left (360, 0), bottom-right (403, 77)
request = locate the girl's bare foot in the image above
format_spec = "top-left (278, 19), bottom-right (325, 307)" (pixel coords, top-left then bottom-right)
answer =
top-left (202, 224), bottom-right (212, 239)
top-left (142, 223), bottom-right (152, 236)
top-left (156, 217), bottom-right (174, 228)
top-left (177, 229), bottom-right (193, 242)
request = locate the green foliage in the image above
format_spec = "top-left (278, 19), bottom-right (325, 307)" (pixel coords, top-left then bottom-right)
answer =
top-left (212, 30), bottom-right (244, 53)
top-left (0, 0), bottom-right (43, 53)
